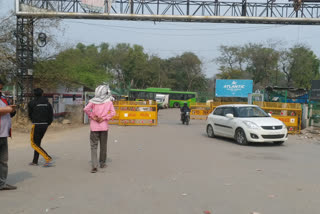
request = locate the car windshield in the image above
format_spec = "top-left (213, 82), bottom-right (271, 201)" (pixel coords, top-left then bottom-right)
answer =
top-left (235, 106), bottom-right (269, 118)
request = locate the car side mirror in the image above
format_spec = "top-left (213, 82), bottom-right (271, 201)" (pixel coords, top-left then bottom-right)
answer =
top-left (268, 113), bottom-right (272, 117)
top-left (226, 113), bottom-right (234, 118)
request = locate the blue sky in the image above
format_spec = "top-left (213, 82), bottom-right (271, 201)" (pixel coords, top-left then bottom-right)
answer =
top-left (1, 0), bottom-right (320, 77)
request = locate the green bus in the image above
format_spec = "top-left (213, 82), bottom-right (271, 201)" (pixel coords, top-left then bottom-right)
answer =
top-left (128, 88), bottom-right (197, 108)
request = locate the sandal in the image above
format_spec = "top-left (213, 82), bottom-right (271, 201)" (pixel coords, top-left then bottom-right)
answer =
top-left (43, 162), bottom-right (55, 167)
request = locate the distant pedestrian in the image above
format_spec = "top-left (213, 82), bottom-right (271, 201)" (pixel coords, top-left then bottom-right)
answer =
top-left (0, 79), bottom-right (17, 191)
top-left (84, 85), bottom-right (116, 173)
top-left (28, 88), bottom-right (54, 167)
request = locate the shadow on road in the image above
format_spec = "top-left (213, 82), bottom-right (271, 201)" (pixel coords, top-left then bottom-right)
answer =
top-left (7, 171), bottom-right (33, 185)
top-left (202, 133), bottom-right (286, 147)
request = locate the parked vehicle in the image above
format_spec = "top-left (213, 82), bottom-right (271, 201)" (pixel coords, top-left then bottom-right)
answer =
top-left (206, 104), bottom-right (288, 145)
top-left (155, 94), bottom-right (169, 109)
top-left (129, 88), bottom-right (197, 108)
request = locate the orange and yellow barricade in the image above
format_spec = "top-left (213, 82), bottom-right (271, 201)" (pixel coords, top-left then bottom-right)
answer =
top-left (190, 102), bottom-right (247, 120)
top-left (254, 101), bottom-right (302, 134)
top-left (109, 101), bottom-right (120, 124)
top-left (110, 100), bottom-right (157, 126)
top-left (190, 103), bottom-right (212, 120)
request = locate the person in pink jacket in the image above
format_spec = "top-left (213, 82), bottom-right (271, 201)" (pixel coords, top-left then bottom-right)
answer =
top-left (84, 85), bottom-right (116, 173)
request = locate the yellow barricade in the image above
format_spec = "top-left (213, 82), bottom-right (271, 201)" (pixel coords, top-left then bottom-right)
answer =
top-left (190, 102), bottom-right (247, 120)
top-left (109, 102), bottom-right (120, 125)
top-left (110, 101), bottom-right (158, 126)
top-left (254, 101), bottom-right (302, 134)
top-left (190, 101), bottom-right (301, 133)
top-left (190, 103), bottom-right (211, 120)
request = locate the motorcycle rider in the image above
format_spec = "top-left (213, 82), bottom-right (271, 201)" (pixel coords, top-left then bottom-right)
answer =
top-left (180, 102), bottom-right (190, 122)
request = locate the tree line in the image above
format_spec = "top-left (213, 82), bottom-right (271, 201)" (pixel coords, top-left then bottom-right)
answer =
top-left (215, 43), bottom-right (320, 90)
top-left (33, 43), bottom-right (208, 92)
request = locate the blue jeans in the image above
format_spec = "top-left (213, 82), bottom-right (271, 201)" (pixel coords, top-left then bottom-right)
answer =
top-left (0, 137), bottom-right (8, 189)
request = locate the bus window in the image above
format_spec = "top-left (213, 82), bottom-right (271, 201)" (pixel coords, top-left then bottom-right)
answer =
top-left (129, 91), bottom-right (138, 100)
top-left (178, 94), bottom-right (185, 100)
top-left (147, 92), bottom-right (155, 100)
top-left (138, 92), bottom-right (146, 99)
top-left (183, 94), bottom-right (188, 100)
top-left (170, 93), bottom-right (176, 100)
top-left (171, 93), bottom-right (183, 100)
top-left (187, 94), bottom-right (195, 99)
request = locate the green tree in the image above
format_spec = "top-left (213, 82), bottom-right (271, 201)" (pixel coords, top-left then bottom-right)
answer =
top-left (34, 43), bottom-right (111, 89)
top-left (288, 45), bottom-right (320, 89)
top-left (0, 11), bottom-right (61, 85)
top-left (34, 42), bottom-right (209, 93)
top-left (216, 43), bottom-right (285, 89)
top-left (216, 45), bottom-right (246, 73)
top-left (279, 50), bottom-right (294, 87)
top-left (244, 43), bottom-right (280, 88)
top-left (215, 45), bottom-right (249, 80)
top-left (148, 56), bottom-right (167, 87)
top-left (165, 52), bottom-right (206, 91)
top-left (0, 14), bottom-right (16, 80)
top-left (127, 45), bottom-right (149, 88)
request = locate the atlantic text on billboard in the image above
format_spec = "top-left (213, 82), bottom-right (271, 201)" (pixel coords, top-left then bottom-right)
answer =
top-left (215, 79), bottom-right (253, 97)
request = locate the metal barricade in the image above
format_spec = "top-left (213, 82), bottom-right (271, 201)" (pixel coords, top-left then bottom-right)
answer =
top-left (109, 101), bottom-right (120, 125)
top-left (254, 101), bottom-right (302, 134)
top-left (189, 100), bottom-right (301, 133)
top-left (111, 100), bottom-right (158, 126)
top-left (190, 103), bottom-right (211, 120)
top-left (190, 102), bottom-right (247, 120)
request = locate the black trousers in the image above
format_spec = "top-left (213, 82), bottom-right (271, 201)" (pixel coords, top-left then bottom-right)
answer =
top-left (31, 124), bottom-right (51, 164)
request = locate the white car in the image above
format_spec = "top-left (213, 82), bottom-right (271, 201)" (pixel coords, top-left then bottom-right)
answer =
top-left (206, 104), bottom-right (288, 145)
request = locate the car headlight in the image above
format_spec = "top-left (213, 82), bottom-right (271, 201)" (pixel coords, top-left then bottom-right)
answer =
top-left (281, 121), bottom-right (287, 129)
top-left (242, 121), bottom-right (259, 129)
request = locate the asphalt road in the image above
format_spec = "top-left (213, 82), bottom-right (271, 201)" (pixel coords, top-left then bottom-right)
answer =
top-left (1, 109), bottom-right (320, 214)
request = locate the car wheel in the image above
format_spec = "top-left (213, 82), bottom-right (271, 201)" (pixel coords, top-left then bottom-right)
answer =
top-left (235, 128), bottom-right (248, 145)
top-left (274, 141), bottom-right (284, 146)
top-left (173, 102), bottom-right (180, 108)
top-left (207, 125), bottom-right (215, 138)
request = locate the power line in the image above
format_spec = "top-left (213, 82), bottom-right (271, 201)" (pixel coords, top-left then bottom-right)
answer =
top-left (65, 20), bottom-right (285, 31)
top-left (63, 20), bottom-right (287, 37)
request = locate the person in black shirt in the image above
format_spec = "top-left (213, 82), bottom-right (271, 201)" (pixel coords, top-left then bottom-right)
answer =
top-left (180, 102), bottom-right (190, 121)
top-left (28, 88), bottom-right (54, 167)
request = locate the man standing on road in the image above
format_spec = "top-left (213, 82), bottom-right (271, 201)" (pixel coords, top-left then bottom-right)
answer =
top-left (28, 88), bottom-right (54, 167)
top-left (0, 79), bottom-right (17, 191)
top-left (84, 85), bottom-right (116, 173)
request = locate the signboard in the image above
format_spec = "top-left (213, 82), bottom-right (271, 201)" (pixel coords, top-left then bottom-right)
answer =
top-left (81, 0), bottom-right (105, 12)
top-left (310, 80), bottom-right (320, 101)
top-left (272, 116), bottom-right (298, 127)
top-left (215, 79), bottom-right (253, 97)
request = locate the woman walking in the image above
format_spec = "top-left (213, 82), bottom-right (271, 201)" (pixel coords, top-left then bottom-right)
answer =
top-left (84, 85), bottom-right (116, 173)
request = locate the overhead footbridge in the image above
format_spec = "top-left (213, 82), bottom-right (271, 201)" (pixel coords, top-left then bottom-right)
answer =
top-left (16, 0), bottom-right (320, 25)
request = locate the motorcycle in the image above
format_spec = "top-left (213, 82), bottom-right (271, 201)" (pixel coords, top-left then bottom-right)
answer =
top-left (181, 111), bottom-right (190, 125)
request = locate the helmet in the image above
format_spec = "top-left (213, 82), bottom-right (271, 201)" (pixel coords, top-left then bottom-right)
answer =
top-left (184, 102), bottom-right (188, 106)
